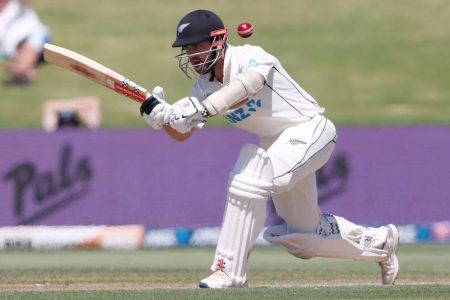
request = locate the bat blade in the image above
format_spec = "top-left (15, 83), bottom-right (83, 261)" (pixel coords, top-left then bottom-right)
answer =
top-left (43, 43), bottom-right (149, 103)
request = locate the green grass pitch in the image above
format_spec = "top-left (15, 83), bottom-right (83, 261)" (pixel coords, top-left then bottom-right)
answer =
top-left (0, 245), bottom-right (449, 299)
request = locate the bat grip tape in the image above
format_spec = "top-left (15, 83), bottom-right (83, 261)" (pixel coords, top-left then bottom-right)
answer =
top-left (140, 95), bottom-right (161, 116)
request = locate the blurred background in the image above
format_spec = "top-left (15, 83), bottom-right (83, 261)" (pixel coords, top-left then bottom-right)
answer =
top-left (1, 0), bottom-right (449, 127)
top-left (0, 0), bottom-right (449, 250)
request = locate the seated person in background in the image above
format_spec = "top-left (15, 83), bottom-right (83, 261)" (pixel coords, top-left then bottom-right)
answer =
top-left (42, 96), bottom-right (101, 132)
top-left (0, 0), bottom-right (51, 84)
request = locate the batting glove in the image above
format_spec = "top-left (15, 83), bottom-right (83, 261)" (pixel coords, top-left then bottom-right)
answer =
top-left (140, 86), bottom-right (172, 130)
top-left (169, 96), bottom-right (209, 134)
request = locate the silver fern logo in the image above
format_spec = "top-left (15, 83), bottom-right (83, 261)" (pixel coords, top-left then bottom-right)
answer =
top-left (178, 23), bottom-right (190, 34)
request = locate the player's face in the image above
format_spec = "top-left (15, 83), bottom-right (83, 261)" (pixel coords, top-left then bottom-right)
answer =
top-left (183, 41), bottom-right (213, 74)
top-left (175, 35), bottom-right (226, 79)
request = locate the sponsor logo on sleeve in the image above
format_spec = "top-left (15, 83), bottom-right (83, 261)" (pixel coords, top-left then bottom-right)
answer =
top-left (224, 98), bottom-right (262, 123)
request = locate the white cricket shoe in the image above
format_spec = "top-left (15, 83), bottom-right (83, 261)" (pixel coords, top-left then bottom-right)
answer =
top-left (199, 270), bottom-right (247, 289)
top-left (379, 224), bottom-right (400, 285)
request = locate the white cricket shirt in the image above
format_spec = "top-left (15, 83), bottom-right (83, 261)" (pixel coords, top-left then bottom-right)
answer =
top-left (191, 44), bottom-right (325, 138)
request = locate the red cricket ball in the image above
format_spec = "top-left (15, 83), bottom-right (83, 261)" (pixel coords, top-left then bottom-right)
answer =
top-left (237, 22), bottom-right (254, 38)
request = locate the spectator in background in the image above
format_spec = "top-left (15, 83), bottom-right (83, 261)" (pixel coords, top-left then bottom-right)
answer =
top-left (0, 0), bottom-right (51, 85)
top-left (42, 96), bottom-right (101, 132)
top-left (56, 110), bottom-right (82, 129)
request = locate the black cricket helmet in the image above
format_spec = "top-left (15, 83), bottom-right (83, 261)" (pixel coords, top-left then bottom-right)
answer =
top-left (173, 10), bottom-right (228, 78)
top-left (172, 9), bottom-right (226, 47)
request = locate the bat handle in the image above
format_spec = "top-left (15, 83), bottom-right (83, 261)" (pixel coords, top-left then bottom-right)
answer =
top-left (140, 95), bottom-right (160, 116)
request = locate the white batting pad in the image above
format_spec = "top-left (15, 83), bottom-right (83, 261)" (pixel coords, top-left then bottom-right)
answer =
top-left (211, 144), bottom-right (273, 286)
top-left (264, 214), bottom-right (388, 262)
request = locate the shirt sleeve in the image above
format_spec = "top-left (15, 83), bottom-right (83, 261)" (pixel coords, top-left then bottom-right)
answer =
top-left (238, 45), bottom-right (277, 82)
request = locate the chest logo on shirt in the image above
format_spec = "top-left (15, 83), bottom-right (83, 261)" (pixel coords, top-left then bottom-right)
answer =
top-left (248, 59), bottom-right (259, 68)
top-left (224, 98), bottom-right (262, 123)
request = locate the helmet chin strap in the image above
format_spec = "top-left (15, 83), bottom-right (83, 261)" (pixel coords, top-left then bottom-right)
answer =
top-left (206, 51), bottom-right (217, 81)
top-left (208, 69), bottom-right (216, 81)
top-left (205, 44), bottom-right (227, 81)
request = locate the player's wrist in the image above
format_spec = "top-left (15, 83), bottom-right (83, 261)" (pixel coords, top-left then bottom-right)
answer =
top-left (203, 100), bottom-right (218, 116)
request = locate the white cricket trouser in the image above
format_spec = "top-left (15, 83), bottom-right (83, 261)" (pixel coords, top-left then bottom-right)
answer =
top-left (261, 114), bottom-right (389, 257)
top-left (260, 114), bottom-right (336, 232)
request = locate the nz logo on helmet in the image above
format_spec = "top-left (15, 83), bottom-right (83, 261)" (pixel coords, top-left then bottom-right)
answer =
top-left (178, 23), bottom-right (190, 35)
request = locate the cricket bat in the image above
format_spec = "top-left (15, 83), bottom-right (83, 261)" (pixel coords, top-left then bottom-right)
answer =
top-left (43, 43), bottom-right (151, 103)
top-left (44, 43), bottom-right (203, 129)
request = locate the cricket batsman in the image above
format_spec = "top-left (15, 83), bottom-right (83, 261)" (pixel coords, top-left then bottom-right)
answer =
top-left (140, 9), bottom-right (400, 288)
